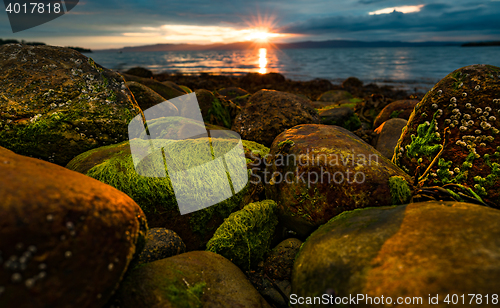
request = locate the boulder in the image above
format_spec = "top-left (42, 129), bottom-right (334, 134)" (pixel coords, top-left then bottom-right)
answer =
top-left (163, 80), bottom-right (189, 94)
top-left (206, 200), bottom-right (278, 270)
top-left (317, 90), bottom-right (353, 103)
top-left (319, 107), bottom-right (361, 131)
top-left (121, 73), bottom-right (187, 100)
top-left (125, 81), bottom-right (179, 112)
top-left (264, 238), bottom-right (302, 282)
top-left (293, 201), bottom-right (500, 308)
top-left (0, 44), bottom-right (141, 165)
top-left (342, 76), bottom-right (363, 90)
top-left (373, 99), bottom-right (418, 129)
top-left (65, 138), bottom-right (269, 251)
top-left (232, 90), bottom-right (320, 147)
top-left (217, 87), bottom-right (250, 101)
top-left (265, 124), bottom-right (413, 237)
top-left (137, 228), bottom-right (186, 264)
top-left (240, 72), bottom-right (286, 86)
top-left (114, 251), bottom-right (271, 308)
top-left (392, 64), bottom-right (500, 207)
top-left (0, 146), bottom-right (147, 308)
top-left (374, 118), bottom-right (408, 159)
top-left (124, 67), bottom-right (153, 78)
top-left (194, 89), bottom-right (237, 128)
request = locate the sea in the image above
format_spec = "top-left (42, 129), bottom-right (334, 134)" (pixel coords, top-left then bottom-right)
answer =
top-left (87, 46), bottom-right (500, 93)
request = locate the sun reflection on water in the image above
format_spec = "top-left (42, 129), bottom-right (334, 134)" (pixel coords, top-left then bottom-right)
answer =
top-left (258, 48), bottom-right (267, 74)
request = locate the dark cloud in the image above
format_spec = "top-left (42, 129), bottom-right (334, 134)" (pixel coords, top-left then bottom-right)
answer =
top-left (282, 2), bottom-right (500, 37)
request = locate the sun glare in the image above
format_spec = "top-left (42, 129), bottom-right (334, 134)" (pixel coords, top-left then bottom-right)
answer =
top-left (246, 29), bottom-right (279, 42)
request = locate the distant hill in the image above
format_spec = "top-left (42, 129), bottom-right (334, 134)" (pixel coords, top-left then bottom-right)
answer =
top-left (462, 41), bottom-right (500, 47)
top-left (0, 38), bottom-right (45, 46)
top-left (0, 39), bottom-right (91, 52)
top-left (95, 39), bottom-right (463, 53)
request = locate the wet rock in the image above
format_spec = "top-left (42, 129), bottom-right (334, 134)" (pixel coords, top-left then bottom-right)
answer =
top-left (125, 81), bottom-right (179, 113)
top-left (293, 201), bottom-right (500, 308)
top-left (206, 200), bottom-right (278, 271)
top-left (354, 94), bottom-right (392, 125)
top-left (137, 228), bottom-right (186, 264)
top-left (241, 72), bottom-right (286, 86)
top-left (115, 251), bottom-right (271, 308)
top-left (194, 89), bottom-right (238, 128)
top-left (0, 44), bottom-right (141, 165)
top-left (374, 118), bottom-right (408, 159)
top-left (0, 146), bottom-right (147, 308)
top-left (392, 64), bottom-right (500, 207)
top-left (162, 80), bottom-right (189, 94)
top-left (217, 87), bottom-right (250, 100)
top-left (65, 139), bottom-right (269, 251)
top-left (319, 107), bottom-right (361, 131)
top-left (342, 76), bottom-right (364, 91)
top-left (373, 99), bottom-right (418, 129)
top-left (264, 238), bottom-right (302, 281)
top-left (124, 67), bottom-right (153, 78)
top-left (265, 124), bottom-right (413, 237)
top-left (122, 73), bottom-right (187, 100)
top-left (317, 90), bottom-right (353, 103)
top-left (232, 90), bottom-right (320, 147)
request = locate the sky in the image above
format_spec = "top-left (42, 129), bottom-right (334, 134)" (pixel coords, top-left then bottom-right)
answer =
top-left (1, 0), bottom-right (500, 49)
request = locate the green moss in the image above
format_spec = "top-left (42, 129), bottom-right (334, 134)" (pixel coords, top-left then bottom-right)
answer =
top-left (206, 200), bottom-right (278, 270)
top-left (277, 139), bottom-right (295, 148)
top-left (405, 111), bottom-right (442, 160)
top-left (164, 281), bottom-right (206, 308)
top-left (388, 176), bottom-right (412, 205)
top-left (242, 140), bottom-right (270, 156)
top-left (437, 158), bottom-right (453, 184)
top-left (390, 110), bottom-right (402, 118)
top-left (179, 85), bottom-right (192, 93)
top-left (80, 138), bottom-right (248, 218)
top-left (207, 98), bottom-right (231, 128)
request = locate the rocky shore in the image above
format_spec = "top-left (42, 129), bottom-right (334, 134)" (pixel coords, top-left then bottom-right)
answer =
top-left (1, 43), bottom-right (500, 308)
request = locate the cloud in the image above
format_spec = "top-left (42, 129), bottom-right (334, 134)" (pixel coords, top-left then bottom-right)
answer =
top-left (281, 2), bottom-right (500, 39)
top-left (369, 5), bottom-right (425, 15)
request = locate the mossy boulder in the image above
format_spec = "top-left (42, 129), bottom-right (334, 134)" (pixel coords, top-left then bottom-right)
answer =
top-left (125, 81), bottom-right (179, 112)
top-left (0, 146), bottom-right (147, 308)
top-left (137, 228), bottom-right (186, 264)
top-left (373, 99), bottom-right (418, 129)
top-left (374, 118), bottom-right (408, 159)
top-left (392, 64), bottom-right (500, 207)
top-left (293, 201), bottom-right (500, 308)
top-left (318, 107), bottom-right (361, 131)
top-left (265, 124), bottom-right (413, 237)
top-left (114, 251), bottom-right (271, 308)
top-left (194, 89), bottom-right (237, 128)
top-left (206, 200), bottom-right (278, 271)
top-left (65, 138), bottom-right (268, 251)
top-left (0, 44), bottom-right (141, 165)
top-left (232, 90), bottom-right (320, 147)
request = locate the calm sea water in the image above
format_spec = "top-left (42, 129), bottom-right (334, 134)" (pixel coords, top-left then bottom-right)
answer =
top-left (88, 46), bottom-right (500, 92)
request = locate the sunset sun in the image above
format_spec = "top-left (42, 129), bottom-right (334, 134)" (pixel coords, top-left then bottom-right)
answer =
top-left (246, 29), bottom-right (277, 42)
